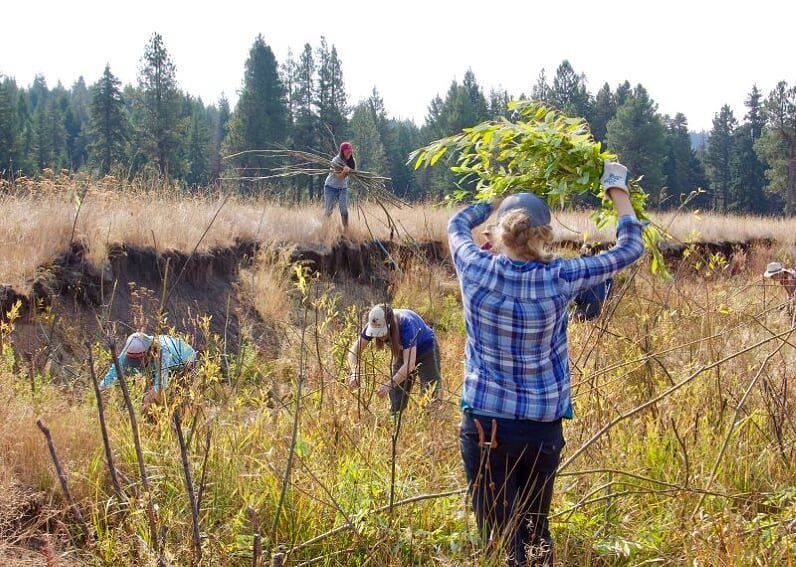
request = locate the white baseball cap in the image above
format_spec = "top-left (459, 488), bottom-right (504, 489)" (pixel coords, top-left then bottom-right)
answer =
top-left (365, 305), bottom-right (390, 338)
top-left (124, 332), bottom-right (153, 357)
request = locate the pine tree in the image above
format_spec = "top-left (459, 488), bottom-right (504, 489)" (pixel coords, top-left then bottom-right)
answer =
top-left (88, 64), bottom-right (128, 176)
top-left (705, 105), bottom-right (737, 211)
top-left (427, 70), bottom-right (489, 137)
top-left (460, 70), bottom-right (490, 126)
top-left (614, 81), bottom-right (632, 107)
top-left (549, 60), bottom-right (592, 119)
top-left (209, 95), bottom-right (229, 184)
top-left (385, 118), bottom-right (421, 199)
top-left (28, 74), bottom-right (48, 111)
top-left (135, 32), bottom-right (182, 178)
top-left (662, 113), bottom-right (706, 207)
top-left (605, 85), bottom-right (667, 202)
top-left (350, 100), bottom-right (388, 188)
top-left (223, 34), bottom-right (289, 192)
top-left (33, 100), bottom-right (55, 171)
top-left (48, 83), bottom-right (70, 171)
top-left (588, 83), bottom-right (615, 144)
top-left (424, 94), bottom-right (446, 139)
top-left (757, 81), bottom-right (796, 213)
top-left (65, 77), bottom-right (90, 170)
top-left (350, 88), bottom-right (390, 176)
top-left (290, 43), bottom-right (317, 201)
top-left (420, 71), bottom-right (489, 198)
top-left (728, 86), bottom-right (768, 212)
top-left (488, 88), bottom-right (510, 119)
top-left (531, 69), bottom-right (550, 102)
top-left (280, 48), bottom-right (297, 125)
top-left (316, 37), bottom-right (348, 149)
top-left (185, 110), bottom-right (210, 188)
top-left (0, 78), bottom-right (16, 175)
top-left (14, 92), bottom-right (35, 175)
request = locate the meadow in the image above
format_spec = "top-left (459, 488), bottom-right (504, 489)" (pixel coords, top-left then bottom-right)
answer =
top-left (1, 174), bottom-right (795, 565)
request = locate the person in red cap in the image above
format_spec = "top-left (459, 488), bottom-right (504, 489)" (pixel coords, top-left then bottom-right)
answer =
top-left (324, 141), bottom-right (356, 228)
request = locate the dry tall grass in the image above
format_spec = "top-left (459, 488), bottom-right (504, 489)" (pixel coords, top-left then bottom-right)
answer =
top-left (2, 249), bottom-right (795, 564)
top-left (2, 176), bottom-right (796, 564)
top-left (4, 176), bottom-right (796, 291)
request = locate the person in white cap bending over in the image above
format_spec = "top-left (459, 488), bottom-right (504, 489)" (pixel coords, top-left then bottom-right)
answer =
top-left (763, 261), bottom-right (796, 305)
top-left (449, 161), bottom-right (644, 566)
top-left (347, 304), bottom-right (441, 412)
top-left (101, 332), bottom-right (197, 411)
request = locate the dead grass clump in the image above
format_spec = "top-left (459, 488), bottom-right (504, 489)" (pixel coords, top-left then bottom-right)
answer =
top-left (241, 242), bottom-right (296, 328)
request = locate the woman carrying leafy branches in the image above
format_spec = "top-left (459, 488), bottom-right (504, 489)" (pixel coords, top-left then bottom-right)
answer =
top-left (324, 141), bottom-right (356, 229)
top-left (449, 162), bottom-right (644, 565)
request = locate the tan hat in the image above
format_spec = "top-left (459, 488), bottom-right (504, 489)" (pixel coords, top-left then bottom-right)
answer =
top-left (763, 262), bottom-right (787, 278)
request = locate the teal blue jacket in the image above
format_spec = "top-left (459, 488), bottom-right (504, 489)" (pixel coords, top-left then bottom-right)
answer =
top-left (101, 335), bottom-right (196, 391)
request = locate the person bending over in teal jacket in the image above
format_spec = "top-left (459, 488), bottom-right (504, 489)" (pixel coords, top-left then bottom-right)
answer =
top-left (101, 332), bottom-right (197, 412)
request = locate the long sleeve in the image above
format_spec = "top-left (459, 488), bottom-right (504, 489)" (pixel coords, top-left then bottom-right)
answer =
top-left (100, 352), bottom-right (128, 389)
top-left (560, 215), bottom-right (644, 296)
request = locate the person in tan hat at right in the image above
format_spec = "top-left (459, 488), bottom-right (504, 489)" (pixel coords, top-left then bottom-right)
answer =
top-left (763, 261), bottom-right (796, 306)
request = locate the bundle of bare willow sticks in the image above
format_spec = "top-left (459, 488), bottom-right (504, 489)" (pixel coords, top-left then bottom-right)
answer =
top-left (222, 148), bottom-right (409, 209)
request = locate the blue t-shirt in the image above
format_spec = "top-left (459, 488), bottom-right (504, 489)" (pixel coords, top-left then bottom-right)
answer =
top-left (361, 308), bottom-right (436, 355)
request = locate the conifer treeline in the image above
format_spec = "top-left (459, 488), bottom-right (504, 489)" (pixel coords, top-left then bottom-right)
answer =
top-left (1, 32), bottom-right (795, 213)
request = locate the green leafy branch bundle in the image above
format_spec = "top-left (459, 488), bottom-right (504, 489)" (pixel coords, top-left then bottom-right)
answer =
top-left (408, 100), bottom-right (667, 274)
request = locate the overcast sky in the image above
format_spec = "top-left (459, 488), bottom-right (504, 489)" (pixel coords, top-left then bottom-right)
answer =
top-left (2, 0), bottom-right (793, 132)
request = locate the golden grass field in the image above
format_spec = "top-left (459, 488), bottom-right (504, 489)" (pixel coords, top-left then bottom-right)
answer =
top-left (1, 175), bottom-right (795, 565)
top-left (3, 171), bottom-right (796, 291)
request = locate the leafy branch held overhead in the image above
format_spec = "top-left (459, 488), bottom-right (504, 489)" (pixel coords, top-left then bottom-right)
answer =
top-left (408, 100), bottom-right (669, 274)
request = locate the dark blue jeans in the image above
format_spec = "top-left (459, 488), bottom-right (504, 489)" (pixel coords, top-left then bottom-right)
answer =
top-left (460, 412), bottom-right (564, 566)
top-left (389, 342), bottom-right (441, 412)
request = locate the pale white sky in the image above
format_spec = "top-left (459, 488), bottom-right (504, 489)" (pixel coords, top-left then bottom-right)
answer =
top-left (2, 0), bottom-right (792, 132)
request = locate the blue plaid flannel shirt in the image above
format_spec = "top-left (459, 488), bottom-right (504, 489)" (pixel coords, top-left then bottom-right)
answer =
top-left (449, 202), bottom-right (644, 421)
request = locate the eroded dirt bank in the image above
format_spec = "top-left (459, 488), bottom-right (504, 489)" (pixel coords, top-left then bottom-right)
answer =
top-left (0, 235), bottom-right (772, 380)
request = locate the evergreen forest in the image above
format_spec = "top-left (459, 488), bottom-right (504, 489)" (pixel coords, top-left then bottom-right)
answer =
top-left (2, 32), bottom-right (796, 214)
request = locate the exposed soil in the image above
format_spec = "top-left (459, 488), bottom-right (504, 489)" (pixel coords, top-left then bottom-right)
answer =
top-left (0, 236), bottom-right (445, 381)
top-left (0, 233), bottom-right (769, 382)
